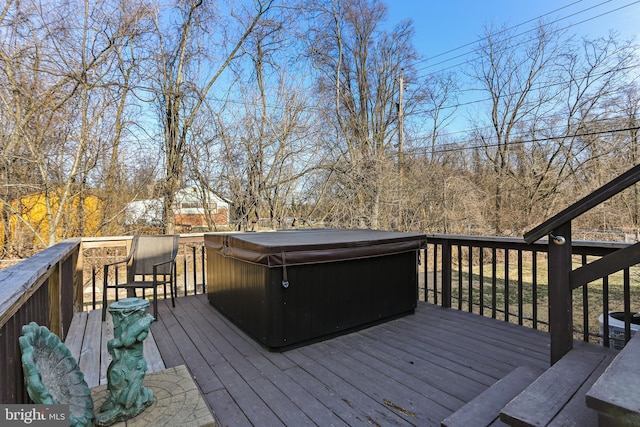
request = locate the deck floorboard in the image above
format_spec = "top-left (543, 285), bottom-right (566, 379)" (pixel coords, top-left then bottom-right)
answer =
top-left (145, 294), bottom-right (612, 427)
top-left (65, 308), bottom-right (165, 388)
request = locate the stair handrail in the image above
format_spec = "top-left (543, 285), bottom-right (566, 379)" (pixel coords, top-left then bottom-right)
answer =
top-left (524, 163), bottom-right (640, 364)
top-left (524, 164), bottom-right (640, 244)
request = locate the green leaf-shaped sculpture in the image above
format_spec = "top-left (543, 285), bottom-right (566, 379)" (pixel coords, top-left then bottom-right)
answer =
top-left (19, 322), bottom-right (94, 427)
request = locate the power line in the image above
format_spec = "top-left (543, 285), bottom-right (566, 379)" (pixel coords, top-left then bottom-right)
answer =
top-left (406, 125), bottom-right (640, 156)
top-left (139, 69), bottom-right (638, 147)
top-left (127, 1), bottom-right (639, 117)
top-left (410, 0), bottom-right (589, 67)
top-left (124, 0), bottom-right (639, 150)
top-left (412, 0), bottom-right (640, 78)
top-left (146, 61), bottom-right (635, 121)
top-left (420, 109), bottom-right (640, 142)
top-left (412, 0), bottom-right (611, 72)
top-left (410, 65), bottom-right (639, 119)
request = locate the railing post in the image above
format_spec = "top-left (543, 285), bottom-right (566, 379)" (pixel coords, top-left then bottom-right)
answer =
top-left (74, 244), bottom-right (84, 313)
top-left (48, 262), bottom-right (61, 337)
top-left (548, 222), bottom-right (573, 365)
top-left (442, 241), bottom-right (452, 308)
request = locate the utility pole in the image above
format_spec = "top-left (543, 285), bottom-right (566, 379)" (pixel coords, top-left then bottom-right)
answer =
top-left (398, 70), bottom-right (405, 173)
top-left (397, 70), bottom-right (405, 230)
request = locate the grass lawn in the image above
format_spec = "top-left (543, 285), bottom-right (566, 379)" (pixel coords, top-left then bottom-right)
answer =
top-left (423, 255), bottom-right (640, 345)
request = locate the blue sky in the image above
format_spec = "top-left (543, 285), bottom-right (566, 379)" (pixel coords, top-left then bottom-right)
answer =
top-left (383, 0), bottom-right (640, 135)
top-left (386, 0), bottom-right (639, 66)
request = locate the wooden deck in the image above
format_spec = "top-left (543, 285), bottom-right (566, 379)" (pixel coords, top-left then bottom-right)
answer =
top-left (66, 294), bottom-right (619, 426)
top-left (147, 294), bottom-right (615, 427)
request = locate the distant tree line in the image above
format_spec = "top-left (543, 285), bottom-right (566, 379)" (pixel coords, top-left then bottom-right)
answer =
top-left (1, 0), bottom-right (638, 257)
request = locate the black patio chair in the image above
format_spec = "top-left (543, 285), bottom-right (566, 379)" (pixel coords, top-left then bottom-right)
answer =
top-left (102, 235), bottom-right (180, 321)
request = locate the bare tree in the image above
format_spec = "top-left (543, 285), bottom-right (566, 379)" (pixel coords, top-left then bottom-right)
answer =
top-left (468, 22), bottom-right (563, 234)
top-left (152, 0), bottom-right (274, 233)
top-left (467, 20), bottom-right (638, 235)
top-left (0, 0), bottom-right (149, 253)
top-left (178, 4), bottom-right (319, 231)
top-left (306, 0), bottom-right (420, 229)
top-left (422, 72), bottom-right (459, 163)
top-left (621, 86), bottom-right (640, 239)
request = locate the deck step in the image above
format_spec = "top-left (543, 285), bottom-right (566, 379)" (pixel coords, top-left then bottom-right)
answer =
top-left (586, 331), bottom-right (640, 426)
top-left (64, 309), bottom-right (166, 387)
top-left (441, 366), bottom-right (543, 427)
top-left (500, 348), bottom-right (609, 426)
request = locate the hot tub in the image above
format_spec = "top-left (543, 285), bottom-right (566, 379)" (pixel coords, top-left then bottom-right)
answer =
top-left (205, 229), bottom-right (427, 350)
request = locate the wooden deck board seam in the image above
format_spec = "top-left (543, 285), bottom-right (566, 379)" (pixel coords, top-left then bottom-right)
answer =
top-left (364, 319), bottom-right (534, 378)
top-left (333, 329), bottom-right (488, 404)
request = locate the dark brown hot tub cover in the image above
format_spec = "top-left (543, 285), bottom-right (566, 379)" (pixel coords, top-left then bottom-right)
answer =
top-left (204, 229), bottom-right (427, 267)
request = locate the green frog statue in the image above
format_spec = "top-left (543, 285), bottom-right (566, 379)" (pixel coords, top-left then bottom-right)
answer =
top-left (95, 298), bottom-right (155, 426)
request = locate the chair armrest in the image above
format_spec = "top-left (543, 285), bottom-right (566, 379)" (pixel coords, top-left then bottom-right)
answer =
top-left (103, 256), bottom-right (132, 279)
top-left (152, 259), bottom-right (175, 268)
top-left (152, 259), bottom-right (175, 278)
top-left (104, 256), bottom-right (131, 269)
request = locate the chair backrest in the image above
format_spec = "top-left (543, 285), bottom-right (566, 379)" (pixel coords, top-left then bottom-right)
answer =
top-left (130, 235), bottom-right (180, 277)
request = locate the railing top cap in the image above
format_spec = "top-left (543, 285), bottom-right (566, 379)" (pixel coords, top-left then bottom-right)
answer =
top-left (524, 164), bottom-right (640, 244)
top-left (0, 239), bottom-right (80, 327)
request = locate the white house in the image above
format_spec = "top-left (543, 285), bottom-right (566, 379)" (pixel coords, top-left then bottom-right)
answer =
top-left (126, 186), bottom-right (230, 230)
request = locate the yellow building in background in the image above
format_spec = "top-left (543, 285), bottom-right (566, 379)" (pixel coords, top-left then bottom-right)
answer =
top-left (3, 192), bottom-right (103, 252)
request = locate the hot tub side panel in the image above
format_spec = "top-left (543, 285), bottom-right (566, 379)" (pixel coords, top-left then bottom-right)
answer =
top-left (279, 251), bottom-right (418, 347)
top-left (206, 247), bottom-right (284, 347)
top-left (207, 243), bottom-right (419, 350)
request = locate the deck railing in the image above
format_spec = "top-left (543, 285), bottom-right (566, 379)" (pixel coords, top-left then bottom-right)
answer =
top-left (421, 235), bottom-right (637, 350)
top-left (2, 227), bottom-right (638, 403)
top-left (80, 235), bottom-right (207, 311)
top-left (0, 234), bottom-right (207, 404)
top-left (524, 163), bottom-right (640, 363)
top-left (0, 239), bottom-right (81, 404)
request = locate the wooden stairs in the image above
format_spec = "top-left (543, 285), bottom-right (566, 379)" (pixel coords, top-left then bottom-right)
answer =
top-left (441, 334), bottom-right (639, 427)
top-left (441, 366), bottom-right (543, 427)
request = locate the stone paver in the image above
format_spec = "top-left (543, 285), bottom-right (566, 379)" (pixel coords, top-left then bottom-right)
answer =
top-left (91, 365), bottom-right (215, 426)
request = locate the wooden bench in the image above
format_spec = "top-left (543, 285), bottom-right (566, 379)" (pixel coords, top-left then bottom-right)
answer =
top-left (441, 366), bottom-right (543, 427)
top-left (500, 348), bottom-right (613, 426)
top-left (64, 309), bottom-right (166, 387)
top-left (586, 331), bottom-right (640, 426)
